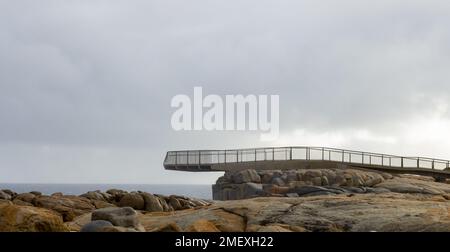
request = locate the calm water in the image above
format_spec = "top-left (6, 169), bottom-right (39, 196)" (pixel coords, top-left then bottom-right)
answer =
top-left (0, 184), bottom-right (212, 200)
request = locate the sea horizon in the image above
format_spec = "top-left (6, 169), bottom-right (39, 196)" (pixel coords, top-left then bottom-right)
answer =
top-left (0, 183), bottom-right (213, 200)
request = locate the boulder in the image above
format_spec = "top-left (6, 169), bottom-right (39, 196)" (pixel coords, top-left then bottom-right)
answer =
top-left (213, 182), bottom-right (266, 200)
top-left (141, 193), bottom-right (164, 212)
top-left (271, 177), bottom-right (285, 186)
top-left (65, 213), bottom-right (92, 231)
top-left (242, 183), bottom-right (265, 198)
top-left (33, 195), bottom-right (95, 221)
top-left (305, 170), bottom-right (322, 178)
top-left (364, 176), bottom-right (384, 187)
top-left (117, 193), bottom-right (145, 210)
top-left (168, 197), bottom-right (182, 210)
top-left (106, 189), bottom-right (128, 195)
top-left (29, 191), bottom-right (42, 196)
top-left (215, 176), bottom-right (230, 184)
top-left (14, 193), bottom-right (36, 204)
top-left (157, 197), bottom-right (173, 211)
top-left (177, 198), bottom-right (194, 209)
top-left (260, 172), bottom-right (274, 184)
top-left (311, 177), bottom-right (323, 186)
top-left (0, 190), bottom-right (11, 200)
top-left (0, 204), bottom-right (68, 232)
top-left (106, 189), bottom-right (127, 202)
top-left (12, 199), bottom-right (34, 207)
top-left (1, 189), bottom-right (17, 197)
top-left (321, 176), bottom-right (329, 186)
top-left (80, 191), bottom-right (106, 201)
top-left (91, 200), bottom-right (116, 209)
top-left (91, 207), bottom-right (140, 229)
top-left (80, 220), bottom-right (113, 232)
top-left (286, 171), bottom-right (299, 183)
top-left (231, 169), bottom-right (261, 184)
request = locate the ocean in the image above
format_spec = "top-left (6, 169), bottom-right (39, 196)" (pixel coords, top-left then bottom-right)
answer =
top-left (0, 184), bottom-right (213, 200)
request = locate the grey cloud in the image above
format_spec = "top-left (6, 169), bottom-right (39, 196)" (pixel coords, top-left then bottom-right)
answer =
top-left (0, 0), bottom-right (450, 183)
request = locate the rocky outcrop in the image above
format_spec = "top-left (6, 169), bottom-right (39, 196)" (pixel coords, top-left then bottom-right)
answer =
top-left (81, 189), bottom-right (208, 212)
top-left (3, 171), bottom-right (450, 232)
top-left (0, 189), bottom-right (209, 218)
top-left (140, 207), bottom-right (246, 232)
top-left (139, 192), bottom-right (450, 232)
top-left (213, 168), bottom-right (392, 200)
top-left (213, 168), bottom-right (450, 201)
top-left (0, 204), bottom-right (68, 232)
top-left (375, 175), bottom-right (450, 195)
top-left (0, 188), bottom-right (212, 232)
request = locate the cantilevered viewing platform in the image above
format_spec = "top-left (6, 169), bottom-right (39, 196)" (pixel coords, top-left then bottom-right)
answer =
top-left (164, 146), bottom-right (450, 180)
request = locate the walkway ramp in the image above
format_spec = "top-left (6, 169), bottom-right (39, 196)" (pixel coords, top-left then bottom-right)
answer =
top-left (163, 147), bottom-right (450, 179)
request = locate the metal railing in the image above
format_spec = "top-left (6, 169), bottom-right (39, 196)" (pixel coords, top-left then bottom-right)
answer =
top-left (164, 146), bottom-right (450, 171)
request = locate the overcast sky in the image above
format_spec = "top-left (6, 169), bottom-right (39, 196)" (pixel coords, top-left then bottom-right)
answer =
top-left (1, 0), bottom-right (450, 184)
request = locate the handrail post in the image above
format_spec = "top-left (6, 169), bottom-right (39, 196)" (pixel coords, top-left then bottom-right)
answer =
top-left (432, 160), bottom-right (435, 170)
top-left (369, 155), bottom-right (372, 165)
top-left (322, 147), bottom-right (324, 161)
top-left (381, 155), bottom-right (384, 166)
top-left (447, 161), bottom-right (449, 169)
top-left (187, 151), bottom-right (189, 166)
top-left (342, 150), bottom-right (344, 163)
top-left (255, 149), bottom-right (257, 162)
top-left (401, 157), bottom-right (404, 168)
top-left (224, 150), bottom-right (227, 164)
top-left (362, 152), bottom-right (364, 164)
top-left (389, 157), bottom-right (392, 166)
top-left (272, 148), bottom-right (275, 161)
top-left (198, 151), bottom-right (201, 169)
top-left (175, 152), bottom-right (178, 168)
top-left (417, 159), bottom-right (420, 168)
top-left (290, 147), bottom-right (293, 160)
